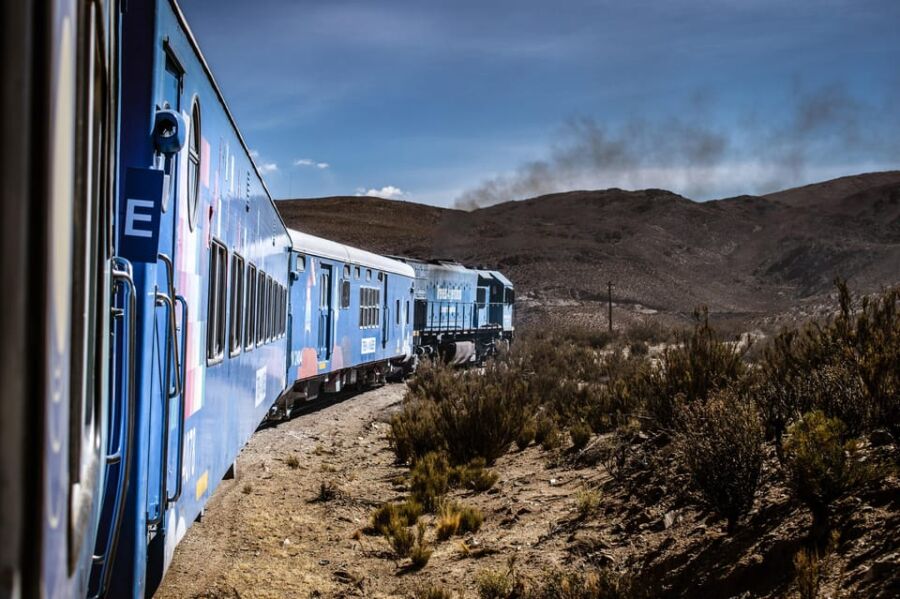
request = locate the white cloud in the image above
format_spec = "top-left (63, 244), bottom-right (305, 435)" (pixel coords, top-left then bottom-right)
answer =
top-left (357, 185), bottom-right (406, 200)
top-left (249, 149), bottom-right (260, 158)
top-left (258, 162), bottom-right (278, 174)
top-left (295, 158), bottom-right (330, 169)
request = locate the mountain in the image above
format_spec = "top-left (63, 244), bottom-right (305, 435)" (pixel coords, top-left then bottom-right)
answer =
top-left (275, 171), bottom-right (900, 330)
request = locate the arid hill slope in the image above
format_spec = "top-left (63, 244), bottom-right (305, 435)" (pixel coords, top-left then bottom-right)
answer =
top-left (276, 171), bottom-right (900, 325)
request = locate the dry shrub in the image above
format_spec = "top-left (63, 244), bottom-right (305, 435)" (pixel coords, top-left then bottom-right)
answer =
top-left (435, 505), bottom-right (462, 541)
top-left (643, 309), bottom-right (746, 430)
top-left (576, 489), bottom-right (601, 518)
top-left (409, 452), bottom-right (450, 511)
top-left (569, 422), bottom-right (592, 451)
top-left (371, 499), bottom-right (422, 533)
top-left (315, 480), bottom-right (339, 503)
top-left (383, 517), bottom-right (415, 558)
top-left (534, 416), bottom-right (556, 446)
top-left (436, 357), bottom-right (531, 464)
top-left (530, 568), bottom-right (637, 599)
top-left (675, 388), bottom-right (764, 532)
top-left (409, 522), bottom-right (432, 569)
top-left (759, 282), bottom-right (900, 444)
top-left (435, 501), bottom-right (483, 540)
top-left (783, 411), bottom-right (871, 542)
top-left (390, 398), bottom-right (443, 464)
top-left (476, 568), bottom-right (516, 599)
top-left (517, 420), bottom-right (536, 450)
top-left (284, 454), bottom-right (300, 469)
top-left (793, 548), bottom-right (821, 599)
top-left (451, 458), bottom-right (499, 492)
top-left (540, 422), bottom-right (563, 451)
top-left (395, 358), bottom-right (531, 466)
top-left (413, 586), bottom-right (454, 599)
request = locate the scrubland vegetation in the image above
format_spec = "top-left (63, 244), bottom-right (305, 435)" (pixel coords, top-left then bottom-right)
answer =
top-left (386, 282), bottom-right (899, 597)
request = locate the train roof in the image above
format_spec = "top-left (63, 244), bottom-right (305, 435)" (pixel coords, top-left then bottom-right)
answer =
top-left (167, 0), bottom-right (287, 234)
top-left (287, 229), bottom-right (415, 278)
top-left (479, 270), bottom-right (514, 288)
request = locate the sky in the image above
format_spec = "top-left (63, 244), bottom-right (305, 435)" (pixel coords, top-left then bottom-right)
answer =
top-left (178, 0), bottom-right (900, 207)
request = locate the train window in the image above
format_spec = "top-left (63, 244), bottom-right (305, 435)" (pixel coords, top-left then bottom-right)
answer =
top-left (406, 300), bottom-right (410, 325)
top-left (229, 254), bottom-right (245, 356)
top-left (246, 263), bottom-right (257, 349)
top-left (359, 287), bottom-right (381, 328)
top-left (355, 266), bottom-right (361, 279)
top-left (343, 265), bottom-right (350, 278)
top-left (366, 269), bottom-right (372, 281)
top-left (476, 288), bottom-right (486, 304)
top-left (266, 276), bottom-right (274, 341)
top-left (296, 254), bottom-right (305, 272)
top-left (505, 288), bottom-right (515, 304)
top-left (396, 299), bottom-right (401, 325)
top-left (340, 280), bottom-right (351, 309)
top-left (207, 240), bottom-right (228, 363)
top-left (256, 270), bottom-right (266, 344)
top-left (187, 99), bottom-right (201, 230)
top-left (378, 272), bottom-right (383, 281)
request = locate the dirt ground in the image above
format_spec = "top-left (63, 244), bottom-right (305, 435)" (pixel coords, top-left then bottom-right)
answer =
top-left (156, 382), bottom-right (900, 599)
top-left (156, 383), bottom-right (606, 598)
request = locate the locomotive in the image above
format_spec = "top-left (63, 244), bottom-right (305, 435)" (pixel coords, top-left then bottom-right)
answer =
top-left (0, 1), bottom-right (513, 598)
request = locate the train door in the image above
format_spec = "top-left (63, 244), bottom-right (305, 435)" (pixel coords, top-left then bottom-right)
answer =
top-left (318, 264), bottom-right (333, 359)
top-left (144, 48), bottom-right (186, 590)
top-left (382, 274), bottom-right (389, 348)
top-left (476, 286), bottom-right (489, 327)
top-left (489, 284), bottom-right (503, 326)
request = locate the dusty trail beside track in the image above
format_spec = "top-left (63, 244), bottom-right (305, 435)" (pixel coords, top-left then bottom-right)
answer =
top-left (156, 383), bottom-right (606, 598)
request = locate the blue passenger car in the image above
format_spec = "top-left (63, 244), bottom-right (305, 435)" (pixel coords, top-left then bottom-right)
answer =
top-left (93, 0), bottom-right (291, 596)
top-left (276, 230), bottom-right (415, 414)
top-left (2, 1), bottom-right (122, 597)
top-left (399, 259), bottom-right (515, 364)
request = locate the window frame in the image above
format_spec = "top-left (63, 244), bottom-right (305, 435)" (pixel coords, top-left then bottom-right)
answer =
top-left (228, 253), bottom-right (245, 357)
top-left (245, 262), bottom-right (257, 350)
top-left (206, 239), bottom-right (228, 365)
top-left (187, 98), bottom-right (201, 231)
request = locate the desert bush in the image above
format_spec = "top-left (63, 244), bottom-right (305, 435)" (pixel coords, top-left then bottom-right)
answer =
top-left (436, 501), bottom-right (484, 540)
top-left (315, 480), bottom-right (339, 503)
top-left (517, 420), bottom-right (536, 450)
top-left (759, 283), bottom-right (900, 443)
top-left (382, 516), bottom-right (416, 558)
top-left (410, 452), bottom-right (451, 511)
top-left (534, 415), bottom-right (556, 446)
top-left (643, 309), bottom-right (746, 430)
top-left (540, 422), bottom-right (563, 451)
top-left (569, 422), bottom-right (592, 451)
top-left (476, 569), bottom-right (516, 599)
top-left (413, 586), bottom-right (454, 599)
top-left (629, 341), bottom-right (649, 357)
top-left (529, 568), bottom-right (637, 599)
top-left (624, 320), bottom-right (673, 345)
top-left (371, 499), bottom-right (422, 533)
top-left (451, 458), bottom-right (499, 492)
top-left (241, 483), bottom-right (252, 495)
top-left (390, 398), bottom-right (444, 464)
top-left (675, 389), bottom-right (764, 532)
top-left (409, 522), bottom-right (432, 569)
top-left (576, 489), bottom-right (601, 518)
top-left (793, 548), bottom-right (821, 599)
top-left (284, 454), bottom-right (300, 469)
top-left (783, 411), bottom-right (870, 542)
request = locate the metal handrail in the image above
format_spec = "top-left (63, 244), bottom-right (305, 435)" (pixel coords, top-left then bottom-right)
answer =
top-left (148, 290), bottom-right (176, 527)
top-left (157, 253), bottom-right (182, 398)
top-left (168, 294), bottom-right (189, 503)
top-left (91, 261), bottom-right (137, 599)
top-left (422, 301), bottom-right (508, 332)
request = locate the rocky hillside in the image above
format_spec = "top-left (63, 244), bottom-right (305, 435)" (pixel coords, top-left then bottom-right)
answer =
top-left (276, 172), bottom-right (900, 329)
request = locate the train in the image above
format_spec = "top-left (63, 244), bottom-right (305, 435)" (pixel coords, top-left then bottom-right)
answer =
top-left (0, 1), bottom-right (514, 598)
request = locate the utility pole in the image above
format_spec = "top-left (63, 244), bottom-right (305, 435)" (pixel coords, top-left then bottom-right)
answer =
top-left (607, 281), bottom-right (613, 332)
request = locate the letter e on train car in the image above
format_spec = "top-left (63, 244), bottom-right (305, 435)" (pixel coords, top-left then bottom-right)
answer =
top-left (119, 167), bottom-right (165, 262)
